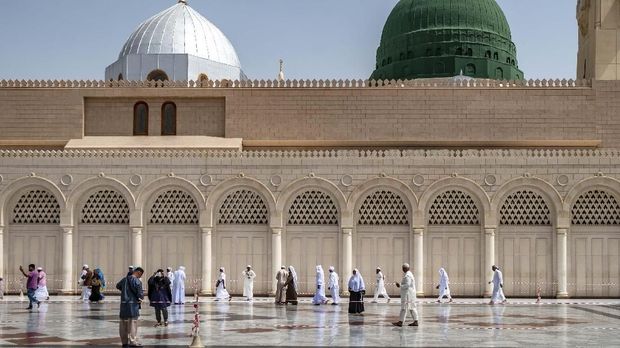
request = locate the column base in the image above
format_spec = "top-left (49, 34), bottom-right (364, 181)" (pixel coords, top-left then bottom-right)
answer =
top-left (199, 290), bottom-right (213, 296)
top-left (58, 289), bottom-right (76, 295)
top-left (416, 291), bottom-right (425, 298)
top-left (556, 291), bottom-right (569, 299)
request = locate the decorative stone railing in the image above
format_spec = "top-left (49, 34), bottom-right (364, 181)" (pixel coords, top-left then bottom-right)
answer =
top-left (0, 78), bottom-right (591, 89)
top-left (0, 148), bottom-right (618, 159)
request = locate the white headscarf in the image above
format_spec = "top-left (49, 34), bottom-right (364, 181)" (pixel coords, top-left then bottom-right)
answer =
top-left (288, 266), bottom-right (298, 291)
top-left (348, 269), bottom-right (365, 292)
top-left (179, 266), bottom-right (186, 271)
top-left (316, 265), bottom-right (325, 286)
top-left (328, 266), bottom-right (335, 272)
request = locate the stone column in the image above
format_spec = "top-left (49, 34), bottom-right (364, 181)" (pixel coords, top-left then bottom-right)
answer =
top-left (271, 227), bottom-right (283, 295)
top-left (200, 227), bottom-right (213, 295)
top-left (61, 226), bottom-right (74, 293)
top-left (413, 228), bottom-right (424, 297)
top-left (131, 227), bottom-right (143, 267)
top-left (0, 226), bottom-right (4, 280)
top-left (484, 227), bottom-right (496, 297)
top-left (342, 227), bottom-right (353, 292)
top-left (556, 227), bottom-right (569, 299)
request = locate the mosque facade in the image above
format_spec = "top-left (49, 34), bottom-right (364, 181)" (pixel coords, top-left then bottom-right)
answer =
top-left (0, 0), bottom-right (619, 299)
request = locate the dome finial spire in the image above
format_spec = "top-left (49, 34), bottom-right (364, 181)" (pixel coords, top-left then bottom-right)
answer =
top-left (178, 0), bottom-right (187, 4)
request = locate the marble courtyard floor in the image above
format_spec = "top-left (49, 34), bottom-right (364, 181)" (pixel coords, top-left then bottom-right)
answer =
top-left (0, 296), bottom-right (619, 346)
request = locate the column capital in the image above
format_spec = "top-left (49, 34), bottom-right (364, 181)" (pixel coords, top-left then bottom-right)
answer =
top-left (200, 226), bottom-right (213, 235)
top-left (556, 227), bottom-right (569, 235)
top-left (271, 226), bottom-right (283, 235)
top-left (412, 227), bottom-right (424, 235)
top-left (484, 227), bottom-right (496, 235)
top-left (61, 226), bottom-right (74, 234)
top-left (341, 227), bottom-right (353, 235)
top-left (0, 225), bottom-right (4, 233)
top-left (131, 227), bottom-right (143, 234)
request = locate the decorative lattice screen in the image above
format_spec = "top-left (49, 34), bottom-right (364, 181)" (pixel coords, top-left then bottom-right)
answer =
top-left (218, 189), bottom-right (268, 225)
top-left (288, 190), bottom-right (339, 225)
top-left (12, 189), bottom-right (61, 224)
top-left (81, 190), bottom-right (130, 224)
top-left (499, 190), bottom-right (551, 226)
top-left (149, 190), bottom-right (199, 224)
top-left (572, 190), bottom-right (620, 225)
top-left (358, 190), bottom-right (408, 225)
top-left (428, 190), bottom-right (480, 225)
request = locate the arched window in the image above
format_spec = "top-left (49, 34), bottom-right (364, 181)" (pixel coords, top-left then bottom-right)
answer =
top-left (466, 48), bottom-right (473, 56)
top-left (146, 69), bottom-right (169, 82)
top-left (493, 52), bottom-right (499, 60)
top-left (485, 50), bottom-right (492, 58)
top-left (465, 63), bottom-right (476, 75)
top-left (495, 67), bottom-right (504, 80)
top-left (382, 59), bottom-right (386, 67)
top-left (133, 102), bottom-right (149, 136)
top-left (161, 102), bottom-right (177, 136)
top-left (118, 73), bottom-right (124, 81)
top-left (506, 57), bottom-right (511, 64)
top-left (426, 48), bottom-right (432, 57)
top-left (456, 47), bottom-right (463, 55)
top-left (436, 47), bottom-right (442, 56)
top-left (387, 57), bottom-right (392, 64)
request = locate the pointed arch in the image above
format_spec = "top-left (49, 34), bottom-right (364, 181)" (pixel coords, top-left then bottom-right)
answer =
top-left (418, 176), bottom-right (490, 227)
top-left (204, 177), bottom-right (276, 227)
top-left (65, 176), bottom-right (135, 226)
top-left (490, 176), bottom-right (564, 227)
top-left (135, 176), bottom-right (206, 227)
top-left (0, 176), bottom-right (66, 226)
top-left (347, 177), bottom-right (417, 226)
top-left (276, 177), bottom-right (347, 227)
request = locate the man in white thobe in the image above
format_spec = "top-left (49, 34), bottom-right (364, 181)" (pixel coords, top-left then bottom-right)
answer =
top-left (327, 266), bottom-right (340, 305)
top-left (393, 263), bottom-right (419, 327)
top-left (166, 267), bottom-right (175, 285)
top-left (372, 267), bottom-right (391, 303)
top-left (436, 267), bottom-right (453, 303)
top-left (242, 265), bottom-right (256, 301)
top-left (489, 265), bottom-right (507, 305)
top-left (172, 266), bottom-right (186, 305)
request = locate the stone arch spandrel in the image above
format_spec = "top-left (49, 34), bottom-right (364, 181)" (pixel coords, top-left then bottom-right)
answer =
top-left (0, 176), bottom-right (66, 226)
top-left (276, 177), bottom-right (348, 227)
top-left (135, 176), bottom-right (206, 227)
top-left (418, 177), bottom-right (490, 228)
top-left (205, 177), bottom-right (276, 228)
top-left (348, 177), bottom-right (417, 227)
top-left (491, 176), bottom-right (564, 227)
top-left (65, 176), bottom-right (135, 226)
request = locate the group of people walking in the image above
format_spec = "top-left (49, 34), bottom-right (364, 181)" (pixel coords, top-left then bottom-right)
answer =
top-left (78, 265), bottom-right (106, 303)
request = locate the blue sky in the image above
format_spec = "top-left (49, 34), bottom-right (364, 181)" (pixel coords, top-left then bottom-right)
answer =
top-left (0, 0), bottom-right (577, 80)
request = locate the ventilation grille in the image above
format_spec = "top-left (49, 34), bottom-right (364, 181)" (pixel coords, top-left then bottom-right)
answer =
top-left (149, 190), bottom-right (199, 224)
top-left (12, 190), bottom-right (60, 224)
top-left (428, 190), bottom-right (480, 225)
top-left (358, 190), bottom-right (408, 225)
top-left (288, 190), bottom-right (339, 225)
top-left (572, 190), bottom-right (620, 225)
top-left (500, 190), bottom-right (551, 226)
top-left (218, 189), bottom-right (268, 225)
top-left (80, 190), bottom-right (130, 224)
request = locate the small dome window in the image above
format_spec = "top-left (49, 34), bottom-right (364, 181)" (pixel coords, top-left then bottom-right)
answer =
top-left (387, 57), bottom-right (392, 64)
top-left (436, 47), bottom-right (442, 56)
top-left (147, 69), bottom-right (169, 81)
top-left (466, 48), bottom-right (473, 56)
top-left (493, 52), bottom-right (499, 60)
top-left (485, 50), bottom-right (491, 58)
top-left (118, 73), bottom-right (124, 81)
top-left (456, 47), bottom-right (463, 55)
top-left (465, 63), bottom-right (476, 75)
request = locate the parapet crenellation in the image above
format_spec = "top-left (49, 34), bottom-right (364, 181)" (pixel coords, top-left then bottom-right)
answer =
top-left (0, 78), bottom-right (592, 89)
top-left (0, 148), bottom-right (618, 159)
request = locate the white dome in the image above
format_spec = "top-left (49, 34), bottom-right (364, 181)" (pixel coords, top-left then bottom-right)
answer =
top-left (119, 1), bottom-right (241, 68)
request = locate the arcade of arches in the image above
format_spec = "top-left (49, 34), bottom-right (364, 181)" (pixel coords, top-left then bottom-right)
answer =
top-left (1, 176), bottom-right (619, 298)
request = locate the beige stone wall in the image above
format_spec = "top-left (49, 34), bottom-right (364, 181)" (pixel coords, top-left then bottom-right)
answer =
top-left (84, 97), bottom-right (225, 137)
top-left (0, 89), bottom-right (83, 143)
top-left (1, 81), bottom-right (620, 147)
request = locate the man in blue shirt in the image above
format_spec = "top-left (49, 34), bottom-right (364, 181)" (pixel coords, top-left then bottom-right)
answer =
top-left (116, 266), bottom-right (144, 347)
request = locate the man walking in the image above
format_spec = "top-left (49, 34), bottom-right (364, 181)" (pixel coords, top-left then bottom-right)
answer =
top-left (117, 266), bottom-right (144, 347)
top-left (489, 265), bottom-right (507, 305)
top-left (327, 266), bottom-right (340, 305)
top-left (372, 267), bottom-right (391, 303)
top-left (275, 266), bottom-right (288, 305)
top-left (393, 263), bottom-right (419, 327)
top-left (19, 264), bottom-right (40, 310)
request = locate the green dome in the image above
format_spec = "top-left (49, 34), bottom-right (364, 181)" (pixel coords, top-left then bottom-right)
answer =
top-left (371, 0), bottom-right (523, 80)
